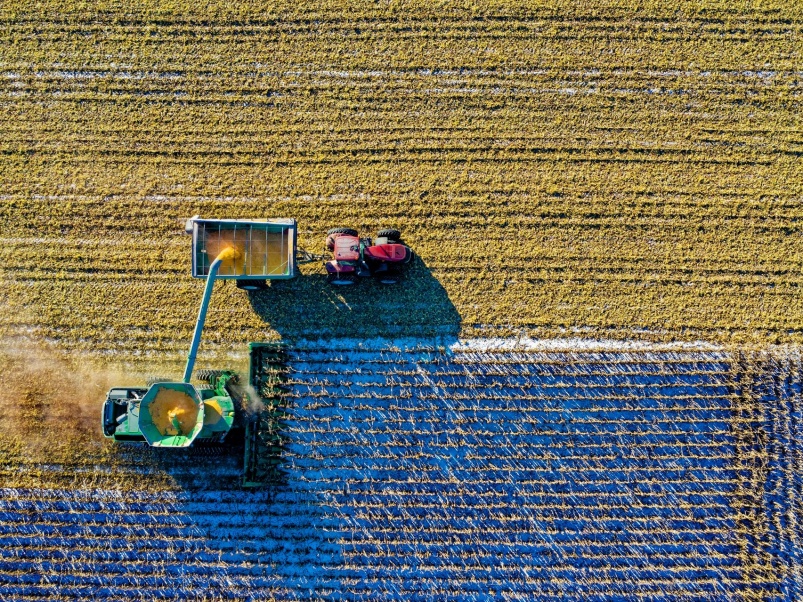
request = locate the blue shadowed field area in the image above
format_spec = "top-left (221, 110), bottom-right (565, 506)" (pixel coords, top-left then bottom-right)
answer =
top-left (0, 342), bottom-right (799, 601)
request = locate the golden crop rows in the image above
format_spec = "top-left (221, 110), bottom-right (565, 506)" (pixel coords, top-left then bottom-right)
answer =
top-left (1, 1), bottom-right (802, 358)
top-left (0, 5), bottom-right (803, 597)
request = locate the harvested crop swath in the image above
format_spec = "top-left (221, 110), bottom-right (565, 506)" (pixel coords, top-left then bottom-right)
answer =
top-left (0, 343), bottom-right (800, 600)
top-left (1, 3), bottom-right (803, 353)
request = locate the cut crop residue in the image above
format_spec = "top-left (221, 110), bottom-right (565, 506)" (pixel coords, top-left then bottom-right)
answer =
top-left (148, 388), bottom-right (198, 436)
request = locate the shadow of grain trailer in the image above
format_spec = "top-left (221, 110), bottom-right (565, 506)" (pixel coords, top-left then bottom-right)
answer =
top-left (101, 218), bottom-right (295, 487)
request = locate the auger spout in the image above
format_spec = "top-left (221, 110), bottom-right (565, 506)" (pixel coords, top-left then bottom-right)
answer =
top-left (182, 246), bottom-right (241, 383)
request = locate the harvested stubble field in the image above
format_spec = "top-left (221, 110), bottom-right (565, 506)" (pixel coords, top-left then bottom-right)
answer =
top-left (1, 0), bottom-right (803, 600)
top-left (1, 342), bottom-right (802, 600)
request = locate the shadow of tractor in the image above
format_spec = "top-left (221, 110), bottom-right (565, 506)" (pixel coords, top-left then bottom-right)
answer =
top-left (247, 253), bottom-right (462, 342)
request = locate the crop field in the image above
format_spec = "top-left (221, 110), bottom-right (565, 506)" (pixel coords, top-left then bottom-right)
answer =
top-left (1, 1), bottom-right (803, 600)
top-left (1, 341), bottom-right (802, 600)
top-left (1, 1), bottom-right (803, 353)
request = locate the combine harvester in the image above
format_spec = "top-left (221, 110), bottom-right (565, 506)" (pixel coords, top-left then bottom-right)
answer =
top-left (101, 217), bottom-right (413, 486)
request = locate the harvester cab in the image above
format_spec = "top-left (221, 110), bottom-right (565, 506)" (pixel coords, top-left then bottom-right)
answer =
top-left (101, 218), bottom-right (296, 486)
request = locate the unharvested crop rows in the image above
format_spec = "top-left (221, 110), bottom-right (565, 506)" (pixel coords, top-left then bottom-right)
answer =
top-left (1, 3), bottom-right (803, 352)
top-left (0, 345), bottom-right (800, 600)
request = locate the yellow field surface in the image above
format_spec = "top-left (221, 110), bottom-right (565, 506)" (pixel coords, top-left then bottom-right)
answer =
top-left (1, 1), bottom-right (803, 362)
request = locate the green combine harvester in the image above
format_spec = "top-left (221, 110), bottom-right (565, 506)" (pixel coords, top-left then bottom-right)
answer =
top-left (101, 218), bottom-right (295, 487)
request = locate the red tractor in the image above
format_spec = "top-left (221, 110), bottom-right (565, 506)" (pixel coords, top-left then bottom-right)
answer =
top-left (324, 228), bottom-right (413, 285)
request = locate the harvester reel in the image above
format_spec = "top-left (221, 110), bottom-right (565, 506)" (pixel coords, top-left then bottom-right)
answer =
top-left (196, 369), bottom-right (232, 383)
top-left (243, 343), bottom-right (291, 487)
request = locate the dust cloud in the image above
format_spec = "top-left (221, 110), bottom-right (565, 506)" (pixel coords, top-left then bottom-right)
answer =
top-left (242, 383), bottom-right (266, 415)
top-left (0, 341), bottom-right (135, 448)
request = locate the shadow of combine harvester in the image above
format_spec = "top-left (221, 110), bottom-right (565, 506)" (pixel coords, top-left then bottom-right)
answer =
top-left (232, 241), bottom-right (461, 488)
top-left (232, 248), bottom-right (461, 487)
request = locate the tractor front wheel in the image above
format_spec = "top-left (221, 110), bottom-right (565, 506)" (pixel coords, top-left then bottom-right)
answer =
top-left (377, 228), bottom-right (401, 243)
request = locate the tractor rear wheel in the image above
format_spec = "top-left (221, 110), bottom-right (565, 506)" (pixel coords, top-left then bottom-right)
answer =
top-left (326, 227), bottom-right (358, 251)
top-left (377, 228), bottom-right (401, 243)
top-left (327, 272), bottom-right (357, 285)
top-left (327, 227), bottom-right (358, 236)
